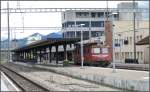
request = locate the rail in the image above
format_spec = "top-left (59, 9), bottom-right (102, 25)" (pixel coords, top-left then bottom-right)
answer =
top-left (1, 65), bottom-right (49, 91)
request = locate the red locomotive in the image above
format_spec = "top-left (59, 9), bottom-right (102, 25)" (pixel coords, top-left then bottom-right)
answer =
top-left (74, 43), bottom-right (112, 66)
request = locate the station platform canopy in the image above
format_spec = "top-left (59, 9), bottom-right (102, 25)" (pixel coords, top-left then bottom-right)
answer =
top-left (136, 36), bottom-right (149, 45)
top-left (12, 38), bottom-right (86, 52)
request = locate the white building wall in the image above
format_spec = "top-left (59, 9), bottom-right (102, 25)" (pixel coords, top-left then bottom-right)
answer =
top-left (62, 10), bottom-right (106, 22)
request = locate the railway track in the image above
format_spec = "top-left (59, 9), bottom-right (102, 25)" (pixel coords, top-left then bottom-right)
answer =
top-left (2, 62), bottom-right (124, 91)
top-left (1, 65), bottom-right (49, 92)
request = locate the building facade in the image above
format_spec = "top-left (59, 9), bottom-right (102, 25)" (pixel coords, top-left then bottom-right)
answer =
top-left (61, 10), bottom-right (117, 39)
top-left (61, 2), bottom-right (141, 39)
top-left (113, 20), bottom-right (149, 64)
top-left (112, 1), bottom-right (148, 64)
top-left (117, 2), bottom-right (142, 21)
top-left (61, 2), bottom-right (149, 64)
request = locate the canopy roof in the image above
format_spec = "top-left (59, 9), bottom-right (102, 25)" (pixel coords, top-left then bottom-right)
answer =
top-left (136, 36), bottom-right (149, 45)
top-left (12, 38), bottom-right (83, 52)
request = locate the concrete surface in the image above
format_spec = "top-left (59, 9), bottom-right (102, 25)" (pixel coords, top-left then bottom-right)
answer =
top-left (19, 68), bottom-right (121, 91)
top-left (1, 72), bottom-right (20, 91)
top-left (13, 62), bottom-right (149, 91)
top-left (3, 63), bottom-right (122, 91)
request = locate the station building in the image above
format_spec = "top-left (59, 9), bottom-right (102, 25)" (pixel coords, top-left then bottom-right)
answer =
top-left (11, 2), bottom-right (149, 64)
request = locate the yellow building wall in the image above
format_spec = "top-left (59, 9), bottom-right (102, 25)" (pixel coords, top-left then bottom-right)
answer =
top-left (113, 20), bottom-right (149, 64)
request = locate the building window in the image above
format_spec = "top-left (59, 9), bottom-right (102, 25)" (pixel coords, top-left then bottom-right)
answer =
top-left (76, 21), bottom-right (89, 27)
top-left (76, 31), bottom-right (81, 38)
top-left (122, 52), bottom-right (124, 59)
top-left (137, 52), bottom-right (139, 59)
top-left (68, 32), bottom-right (75, 38)
top-left (114, 13), bottom-right (119, 20)
top-left (137, 36), bottom-right (139, 42)
top-left (115, 52), bottom-right (119, 60)
top-left (117, 39), bottom-right (119, 44)
top-left (98, 12), bottom-right (104, 17)
top-left (76, 12), bottom-right (82, 17)
top-left (66, 21), bottom-right (75, 27)
top-left (124, 37), bottom-right (129, 45)
top-left (101, 32), bottom-right (104, 36)
top-left (130, 52), bottom-right (132, 58)
top-left (100, 21), bottom-right (104, 27)
top-left (76, 12), bottom-right (89, 18)
top-left (130, 37), bottom-right (132, 45)
top-left (96, 32), bottom-right (100, 37)
top-left (91, 21), bottom-right (104, 27)
top-left (83, 31), bottom-right (89, 38)
top-left (91, 12), bottom-right (96, 17)
top-left (91, 31), bottom-right (102, 37)
top-left (141, 52), bottom-right (143, 60)
top-left (105, 12), bottom-right (110, 18)
top-left (62, 23), bottom-right (65, 28)
top-left (119, 39), bottom-right (122, 46)
top-left (62, 22), bottom-right (75, 28)
top-left (83, 12), bottom-right (89, 16)
top-left (125, 52), bottom-right (127, 58)
top-left (120, 39), bottom-right (123, 46)
top-left (115, 39), bottom-right (117, 45)
top-left (140, 35), bottom-right (142, 40)
top-left (64, 13), bottom-right (65, 19)
top-left (127, 52), bottom-right (129, 58)
top-left (127, 37), bottom-right (129, 41)
top-left (62, 23), bottom-right (66, 28)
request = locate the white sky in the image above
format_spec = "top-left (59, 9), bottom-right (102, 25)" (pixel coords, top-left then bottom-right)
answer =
top-left (1, 1), bottom-right (149, 40)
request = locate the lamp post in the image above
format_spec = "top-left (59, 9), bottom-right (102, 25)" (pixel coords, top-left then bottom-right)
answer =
top-left (118, 34), bottom-right (122, 62)
top-left (80, 24), bottom-right (85, 68)
top-left (112, 15), bottom-right (116, 73)
top-left (108, 12), bottom-right (117, 73)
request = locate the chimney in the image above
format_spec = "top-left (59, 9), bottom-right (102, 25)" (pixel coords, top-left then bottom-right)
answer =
top-left (104, 20), bottom-right (113, 59)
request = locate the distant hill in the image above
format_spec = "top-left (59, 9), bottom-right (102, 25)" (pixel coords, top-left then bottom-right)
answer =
top-left (42, 32), bottom-right (62, 40)
top-left (1, 39), bottom-right (9, 49)
top-left (1, 37), bottom-right (27, 49)
top-left (26, 33), bottom-right (43, 44)
top-left (30, 32), bottom-right (43, 37)
top-left (1, 32), bottom-right (62, 49)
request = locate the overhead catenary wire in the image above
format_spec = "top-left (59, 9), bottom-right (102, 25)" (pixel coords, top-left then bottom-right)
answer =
top-left (1, 8), bottom-right (148, 13)
top-left (7, 2), bottom-right (10, 62)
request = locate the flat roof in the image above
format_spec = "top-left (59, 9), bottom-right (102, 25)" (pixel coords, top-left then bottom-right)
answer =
top-left (12, 38), bottom-right (83, 52)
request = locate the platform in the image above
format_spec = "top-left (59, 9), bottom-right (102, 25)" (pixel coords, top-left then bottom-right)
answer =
top-left (12, 62), bottom-right (149, 91)
top-left (1, 71), bottom-right (20, 91)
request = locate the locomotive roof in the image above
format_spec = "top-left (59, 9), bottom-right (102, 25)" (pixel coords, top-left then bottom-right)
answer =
top-left (76, 37), bottom-right (110, 47)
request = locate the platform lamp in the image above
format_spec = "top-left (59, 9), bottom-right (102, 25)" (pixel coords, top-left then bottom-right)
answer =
top-left (107, 12), bottom-right (118, 73)
top-left (80, 24), bottom-right (85, 68)
top-left (118, 34), bottom-right (122, 63)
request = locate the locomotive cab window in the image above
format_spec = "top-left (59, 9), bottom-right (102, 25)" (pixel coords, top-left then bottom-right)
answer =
top-left (92, 48), bottom-right (100, 54)
top-left (101, 48), bottom-right (108, 54)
